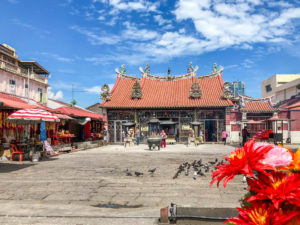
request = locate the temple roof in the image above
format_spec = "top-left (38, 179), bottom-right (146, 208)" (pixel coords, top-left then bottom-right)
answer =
top-left (278, 95), bottom-right (300, 110)
top-left (239, 95), bottom-right (278, 112)
top-left (101, 70), bottom-right (233, 109)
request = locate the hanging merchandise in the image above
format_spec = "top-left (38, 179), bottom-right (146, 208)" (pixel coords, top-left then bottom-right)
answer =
top-left (0, 112), bottom-right (2, 129)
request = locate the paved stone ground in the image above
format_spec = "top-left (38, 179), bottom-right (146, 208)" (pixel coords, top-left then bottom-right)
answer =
top-left (0, 144), bottom-right (247, 225)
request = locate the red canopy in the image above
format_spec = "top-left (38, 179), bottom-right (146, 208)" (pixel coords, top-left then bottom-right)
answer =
top-left (0, 93), bottom-right (36, 109)
top-left (7, 108), bottom-right (60, 124)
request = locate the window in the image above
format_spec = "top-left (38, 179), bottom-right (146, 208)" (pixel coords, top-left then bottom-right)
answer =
top-left (265, 84), bottom-right (272, 92)
top-left (38, 88), bottom-right (43, 102)
top-left (25, 83), bottom-right (28, 88)
top-left (9, 80), bottom-right (15, 85)
top-left (8, 79), bottom-right (16, 94)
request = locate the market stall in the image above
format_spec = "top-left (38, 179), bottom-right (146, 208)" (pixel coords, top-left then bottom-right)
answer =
top-left (7, 108), bottom-right (60, 161)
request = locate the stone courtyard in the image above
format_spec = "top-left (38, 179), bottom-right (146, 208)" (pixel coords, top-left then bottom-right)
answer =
top-left (0, 144), bottom-right (246, 225)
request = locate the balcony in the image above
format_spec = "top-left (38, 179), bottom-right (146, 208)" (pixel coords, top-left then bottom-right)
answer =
top-left (0, 59), bottom-right (48, 85)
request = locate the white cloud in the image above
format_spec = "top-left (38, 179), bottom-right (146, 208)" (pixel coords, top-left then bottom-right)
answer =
top-left (154, 15), bottom-right (169, 26)
top-left (123, 22), bottom-right (159, 40)
top-left (48, 88), bottom-right (64, 100)
top-left (40, 52), bottom-right (74, 62)
top-left (84, 86), bottom-right (101, 94)
top-left (108, 0), bottom-right (159, 12)
top-left (268, 1), bottom-right (293, 8)
top-left (74, 0), bottom-right (300, 65)
top-left (50, 81), bottom-right (75, 90)
top-left (178, 28), bottom-right (185, 33)
top-left (84, 84), bottom-right (114, 94)
top-left (174, 0), bottom-right (300, 50)
top-left (70, 25), bottom-right (120, 45)
top-left (241, 59), bottom-right (255, 69)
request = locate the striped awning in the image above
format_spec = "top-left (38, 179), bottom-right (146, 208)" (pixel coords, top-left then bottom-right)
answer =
top-left (7, 108), bottom-right (60, 124)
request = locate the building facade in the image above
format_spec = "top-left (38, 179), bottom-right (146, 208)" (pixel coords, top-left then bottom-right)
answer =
top-left (100, 64), bottom-right (234, 143)
top-left (261, 74), bottom-right (300, 104)
top-left (232, 80), bottom-right (245, 97)
top-left (0, 44), bottom-right (49, 103)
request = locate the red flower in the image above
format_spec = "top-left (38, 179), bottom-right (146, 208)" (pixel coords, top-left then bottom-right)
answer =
top-left (247, 171), bottom-right (300, 209)
top-left (210, 140), bottom-right (274, 187)
top-left (226, 202), bottom-right (300, 225)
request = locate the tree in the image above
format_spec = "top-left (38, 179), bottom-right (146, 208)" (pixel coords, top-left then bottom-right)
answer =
top-left (70, 99), bottom-right (77, 106)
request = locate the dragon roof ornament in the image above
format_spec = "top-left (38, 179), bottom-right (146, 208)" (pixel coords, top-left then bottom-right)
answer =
top-left (187, 62), bottom-right (199, 75)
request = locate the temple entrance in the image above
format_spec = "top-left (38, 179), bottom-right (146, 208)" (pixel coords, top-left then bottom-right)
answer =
top-left (205, 120), bottom-right (217, 142)
top-left (108, 120), bottom-right (128, 143)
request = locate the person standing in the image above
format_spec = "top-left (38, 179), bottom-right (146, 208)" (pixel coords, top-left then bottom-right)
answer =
top-left (242, 126), bottom-right (248, 146)
top-left (161, 130), bottom-right (167, 148)
top-left (103, 128), bottom-right (107, 143)
top-left (136, 128), bottom-right (140, 145)
top-left (122, 129), bottom-right (126, 142)
top-left (199, 129), bottom-right (204, 143)
top-left (222, 130), bottom-right (227, 145)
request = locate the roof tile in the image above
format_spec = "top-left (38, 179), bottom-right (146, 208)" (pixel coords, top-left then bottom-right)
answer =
top-left (102, 75), bottom-right (233, 108)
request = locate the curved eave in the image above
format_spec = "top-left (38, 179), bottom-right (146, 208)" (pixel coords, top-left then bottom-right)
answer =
top-left (103, 105), bottom-right (231, 109)
top-left (240, 109), bottom-right (279, 112)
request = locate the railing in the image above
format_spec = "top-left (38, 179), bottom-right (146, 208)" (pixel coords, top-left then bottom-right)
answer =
top-left (0, 59), bottom-right (48, 85)
top-left (0, 59), bottom-right (18, 73)
top-left (31, 73), bottom-right (47, 84)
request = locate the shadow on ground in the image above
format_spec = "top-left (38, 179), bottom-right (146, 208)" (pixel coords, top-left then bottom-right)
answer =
top-left (0, 163), bottom-right (36, 173)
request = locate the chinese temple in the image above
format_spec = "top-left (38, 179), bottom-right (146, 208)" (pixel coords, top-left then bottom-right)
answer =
top-left (100, 64), bottom-right (235, 143)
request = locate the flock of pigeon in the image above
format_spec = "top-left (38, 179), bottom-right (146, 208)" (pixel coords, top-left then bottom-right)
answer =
top-left (173, 158), bottom-right (224, 180)
top-left (125, 158), bottom-right (224, 179)
top-left (125, 168), bottom-right (156, 177)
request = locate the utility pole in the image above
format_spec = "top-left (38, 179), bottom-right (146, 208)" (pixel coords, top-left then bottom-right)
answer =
top-left (27, 68), bottom-right (30, 103)
top-left (72, 84), bottom-right (74, 102)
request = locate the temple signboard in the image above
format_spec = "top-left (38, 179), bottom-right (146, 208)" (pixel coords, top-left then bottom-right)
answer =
top-left (182, 125), bottom-right (191, 130)
top-left (141, 126), bottom-right (149, 132)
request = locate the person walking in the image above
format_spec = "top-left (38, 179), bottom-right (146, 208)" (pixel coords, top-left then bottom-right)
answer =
top-left (136, 128), bottom-right (140, 145)
top-left (222, 130), bottom-right (227, 145)
top-left (242, 126), bottom-right (248, 146)
top-left (161, 130), bottom-right (167, 148)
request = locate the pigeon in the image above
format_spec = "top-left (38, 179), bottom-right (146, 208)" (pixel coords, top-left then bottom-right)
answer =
top-left (205, 167), bottom-right (210, 173)
top-left (148, 168), bottom-right (156, 175)
top-left (193, 171), bottom-right (197, 180)
top-left (126, 171), bottom-right (132, 176)
top-left (242, 176), bottom-right (247, 183)
top-left (125, 169), bottom-right (132, 176)
top-left (173, 170), bottom-right (180, 179)
top-left (135, 171), bottom-right (143, 177)
top-left (209, 160), bottom-right (216, 165)
top-left (198, 170), bottom-right (205, 176)
top-left (185, 168), bottom-right (189, 176)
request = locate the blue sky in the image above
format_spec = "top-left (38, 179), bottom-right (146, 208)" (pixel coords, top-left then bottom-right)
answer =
top-left (1, 0), bottom-right (300, 107)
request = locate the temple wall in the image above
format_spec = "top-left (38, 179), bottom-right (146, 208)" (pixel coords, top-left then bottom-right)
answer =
top-left (230, 131), bottom-right (240, 143)
top-left (291, 131), bottom-right (300, 143)
top-left (107, 108), bottom-right (227, 143)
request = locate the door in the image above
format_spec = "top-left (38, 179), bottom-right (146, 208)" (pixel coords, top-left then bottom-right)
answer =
top-left (205, 120), bottom-right (217, 142)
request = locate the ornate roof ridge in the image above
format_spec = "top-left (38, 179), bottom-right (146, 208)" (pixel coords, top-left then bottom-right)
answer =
top-left (142, 72), bottom-right (194, 81)
top-left (239, 94), bottom-right (272, 102)
top-left (197, 67), bottom-right (224, 80)
top-left (115, 69), bottom-right (142, 81)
